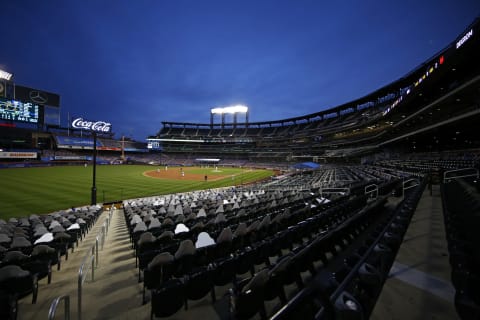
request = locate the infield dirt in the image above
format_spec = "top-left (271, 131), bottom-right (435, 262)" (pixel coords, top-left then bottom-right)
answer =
top-left (144, 166), bottom-right (235, 181)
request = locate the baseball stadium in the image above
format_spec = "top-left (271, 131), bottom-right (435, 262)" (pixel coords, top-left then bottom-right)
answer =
top-left (0, 14), bottom-right (480, 320)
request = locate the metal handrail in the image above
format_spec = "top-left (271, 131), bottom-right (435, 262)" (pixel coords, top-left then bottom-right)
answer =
top-left (96, 209), bottom-right (113, 254)
top-left (77, 209), bottom-right (113, 320)
top-left (319, 187), bottom-right (350, 197)
top-left (403, 178), bottom-right (420, 191)
top-left (400, 178), bottom-right (420, 200)
top-left (47, 209), bottom-right (114, 320)
top-left (78, 245), bottom-right (95, 320)
top-left (365, 184), bottom-right (378, 200)
top-left (444, 167), bottom-right (479, 182)
top-left (48, 295), bottom-right (70, 320)
top-left (323, 182), bottom-right (424, 318)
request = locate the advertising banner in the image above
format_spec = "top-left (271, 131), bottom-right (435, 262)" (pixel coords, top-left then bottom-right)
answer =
top-left (14, 85), bottom-right (60, 107)
top-left (0, 152), bottom-right (37, 159)
top-left (71, 117), bottom-right (112, 133)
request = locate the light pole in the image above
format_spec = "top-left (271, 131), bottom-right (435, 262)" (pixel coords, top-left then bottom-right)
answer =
top-left (70, 117), bottom-right (112, 206)
top-left (91, 132), bottom-right (97, 205)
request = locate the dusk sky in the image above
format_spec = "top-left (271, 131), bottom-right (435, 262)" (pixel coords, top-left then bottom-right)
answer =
top-left (1, 1), bottom-right (479, 141)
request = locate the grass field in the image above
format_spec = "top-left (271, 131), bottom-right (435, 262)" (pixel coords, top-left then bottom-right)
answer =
top-left (0, 165), bottom-right (274, 219)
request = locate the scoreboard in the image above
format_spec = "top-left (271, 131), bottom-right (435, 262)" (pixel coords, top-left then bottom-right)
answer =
top-left (0, 97), bottom-right (42, 124)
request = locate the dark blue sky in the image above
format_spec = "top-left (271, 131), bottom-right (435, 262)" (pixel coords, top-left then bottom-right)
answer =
top-left (1, 1), bottom-right (479, 140)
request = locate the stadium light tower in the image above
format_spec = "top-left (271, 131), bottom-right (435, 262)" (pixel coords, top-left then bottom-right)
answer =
top-left (0, 69), bottom-right (13, 81)
top-left (210, 105), bottom-right (249, 128)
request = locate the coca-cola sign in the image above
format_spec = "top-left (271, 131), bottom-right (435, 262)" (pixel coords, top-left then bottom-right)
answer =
top-left (71, 117), bottom-right (112, 133)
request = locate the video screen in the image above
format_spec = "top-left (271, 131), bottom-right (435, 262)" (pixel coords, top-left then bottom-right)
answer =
top-left (0, 97), bottom-right (41, 124)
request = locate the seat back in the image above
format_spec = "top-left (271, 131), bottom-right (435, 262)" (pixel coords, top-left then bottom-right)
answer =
top-left (150, 278), bottom-right (185, 318)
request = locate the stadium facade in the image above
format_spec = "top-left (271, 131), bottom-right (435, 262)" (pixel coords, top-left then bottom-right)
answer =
top-left (150, 17), bottom-right (480, 166)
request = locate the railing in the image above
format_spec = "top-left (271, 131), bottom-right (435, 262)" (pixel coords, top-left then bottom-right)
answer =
top-left (365, 184), bottom-right (378, 200)
top-left (271, 180), bottom-right (426, 320)
top-left (401, 178), bottom-right (421, 200)
top-left (78, 209), bottom-right (113, 320)
top-left (96, 213), bottom-right (111, 255)
top-left (319, 187), bottom-right (350, 198)
top-left (78, 244), bottom-right (95, 320)
top-left (48, 295), bottom-right (70, 320)
top-left (444, 167), bottom-right (479, 182)
top-left (314, 180), bottom-right (355, 189)
top-left (48, 209), bottom-right (114, 320)
top-left (323, 182), bottom-right (424, 318)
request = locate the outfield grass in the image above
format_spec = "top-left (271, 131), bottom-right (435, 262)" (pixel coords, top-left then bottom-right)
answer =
top-left (0, 165), bottom-right (274, 219)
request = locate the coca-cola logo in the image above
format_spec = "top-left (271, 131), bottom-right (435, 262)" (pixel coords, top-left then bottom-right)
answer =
top-left (71, 117), bottom-right (112, 133)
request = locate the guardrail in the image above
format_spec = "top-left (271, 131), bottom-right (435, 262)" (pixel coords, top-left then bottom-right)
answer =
top-left (77, 242), bottom-right (96, 320)
top-left (78, 209), bottom-right (112, 320)
top-left (48, 295), bottom-right (70, 320)
top-left (319, 187), bottom-right (350, 198)
top-left (401, 178), bottom-right (421, 200)
top-left (443, 167), bottom-right (479, 182)
top-left (365, 184), bottom-right (378, 200)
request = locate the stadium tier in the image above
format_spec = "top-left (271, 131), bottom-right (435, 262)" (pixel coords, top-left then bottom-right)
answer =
top-left (151, 17), bottom-right (480, 164)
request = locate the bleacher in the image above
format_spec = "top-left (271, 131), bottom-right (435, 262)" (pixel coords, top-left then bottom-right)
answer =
top-left (0, 159), bottom-right (474, 319)
top-left (112, 166), bottom-right (421, 318)
top-left (0, 205), bottom-right (103, 319)
top-left (441, 175), bottom-right (480, 319)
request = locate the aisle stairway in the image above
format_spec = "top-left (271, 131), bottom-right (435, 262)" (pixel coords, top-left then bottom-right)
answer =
top-left (17, 209), bottom-right (148, 319)
top-left (17, 208), bottom-right (231, 320)
top-left (371, 185), bottom-right (458, 320)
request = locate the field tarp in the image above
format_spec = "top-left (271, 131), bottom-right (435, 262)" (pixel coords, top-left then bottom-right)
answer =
top-left (292, 162), bottom-right (320, 169)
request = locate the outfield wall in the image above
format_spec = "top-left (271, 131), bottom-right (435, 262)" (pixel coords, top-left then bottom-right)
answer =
top-left (0, 160), bottom-right (110, 169)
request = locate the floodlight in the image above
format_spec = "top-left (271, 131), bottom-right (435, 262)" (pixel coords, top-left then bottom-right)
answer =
top-left (225, 105), bottom-right (248, 113)
top-left (211, 105), bottom-right (248, 114)
top-left (211, 107), bottom-right (223, 114)
top-left (0, 69), bottom-right (13, 81)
